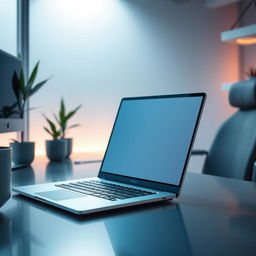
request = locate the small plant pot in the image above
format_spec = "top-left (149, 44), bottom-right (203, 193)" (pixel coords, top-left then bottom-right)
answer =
top-left (46, 139), bottom-right (67, 162)
top-left (10, 142), bottom-right (35, 166)
top-left (62, 138), bottom-right (73, 158)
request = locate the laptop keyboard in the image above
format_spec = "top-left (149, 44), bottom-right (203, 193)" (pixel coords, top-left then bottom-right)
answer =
top-left (55, 180), bottom-right (156, 201)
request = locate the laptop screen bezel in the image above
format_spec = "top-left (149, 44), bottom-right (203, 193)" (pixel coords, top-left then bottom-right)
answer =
top-left (98, 93), bottom-right (206, 195)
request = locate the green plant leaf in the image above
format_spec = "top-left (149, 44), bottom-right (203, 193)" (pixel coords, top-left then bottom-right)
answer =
top-left (12, 71), bottom-right (23, 116)
top-left (67, 124), bottom-right (80, 129)
top-left (12, 61), bottom-right (51, 119)
top-left (58, 98), bottom-right (67, 135)
top-left (43, 113), bottom-right (61, 139)
top-left (24, 107), bottom-right (38, 113)
top-left (64, 105), bottom-right (82, 122)
top-left (43, 114), bottom-right (55, 131)
top-left (59, 98), bottom-right (65, 122)
top-left (28, 61), bottom-right (39, 87)
top-left (52, 130), bottom-right (61, 140)
top-left (10, 139), bottom-right (19, 143)
top-left (57, 100), bottom-right (82, 138)
top-left (49, 119), bottom-right (57, 134)
top-left (0, 102), bottom-right (19, 118)
top-left (28, 78), bottom-right (49, 97)
top-left (44, 127), bottom-right (53, 137)
top-left (12, 71), bottom-right (21, 101)
top-left (19, 70), bottom-right (26, 98)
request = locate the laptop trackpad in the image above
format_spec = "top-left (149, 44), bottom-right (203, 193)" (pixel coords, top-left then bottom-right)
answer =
top-left (36, 190), bottom-right (86, 201)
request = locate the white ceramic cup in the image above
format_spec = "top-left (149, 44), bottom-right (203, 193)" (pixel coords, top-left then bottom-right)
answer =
top-left (0, 147), bottom-right (12, 208)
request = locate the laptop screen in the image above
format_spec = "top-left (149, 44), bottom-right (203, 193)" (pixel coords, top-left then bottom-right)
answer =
top-left (100, 94), bottom-right (204, 186)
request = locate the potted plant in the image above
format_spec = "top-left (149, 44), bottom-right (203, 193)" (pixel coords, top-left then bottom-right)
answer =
top-left (10, 62), bottom-right (50, 166)
top-left (54, 98), bottom-right (81, 158)
top-left (43, 114), bottom-right (67, 162)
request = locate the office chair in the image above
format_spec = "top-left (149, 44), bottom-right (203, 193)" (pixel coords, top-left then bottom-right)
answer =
top-left (192, 79), bottom-right (256, 181)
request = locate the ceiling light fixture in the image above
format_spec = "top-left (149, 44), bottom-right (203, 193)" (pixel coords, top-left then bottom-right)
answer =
top-left (221, 0), bottom-right (256, 46)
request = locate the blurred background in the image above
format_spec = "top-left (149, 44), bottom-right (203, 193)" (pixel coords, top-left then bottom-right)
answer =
top-left (0, 0), bottom-right (255, 172)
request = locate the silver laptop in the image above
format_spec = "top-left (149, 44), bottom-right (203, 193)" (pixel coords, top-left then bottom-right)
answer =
top-left (13, 93), bottom-right (206, 215)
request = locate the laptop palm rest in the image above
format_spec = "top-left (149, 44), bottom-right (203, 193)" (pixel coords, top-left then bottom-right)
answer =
top-left (36, 190), bottom-right (86, 201)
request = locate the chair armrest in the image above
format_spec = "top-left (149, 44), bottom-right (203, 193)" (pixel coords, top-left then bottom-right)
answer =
top-left (191, 150), bottom-right (208, 156)
top-left (252, 162), bottom-right (256, 182)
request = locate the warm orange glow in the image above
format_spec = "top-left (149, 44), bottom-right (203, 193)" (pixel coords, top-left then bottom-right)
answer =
top-left (236, 37), bottom-right (256, 45)
top-left (0, 132), bottom-right (18, 147)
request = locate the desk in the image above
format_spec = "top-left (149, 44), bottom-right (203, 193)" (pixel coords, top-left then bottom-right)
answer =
top-left (1, 154), bottom-right (255, 256)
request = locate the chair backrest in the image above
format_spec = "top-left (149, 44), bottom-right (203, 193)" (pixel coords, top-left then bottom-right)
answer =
top-left (203, 79), bottom-right (256, 181)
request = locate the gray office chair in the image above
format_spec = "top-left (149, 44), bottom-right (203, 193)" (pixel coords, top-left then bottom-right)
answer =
top-left (192, 80), bottom-right (256, 181)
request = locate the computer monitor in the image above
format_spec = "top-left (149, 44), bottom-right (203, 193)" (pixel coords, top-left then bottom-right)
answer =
top-left (0, 49), bottom-right (23, 133)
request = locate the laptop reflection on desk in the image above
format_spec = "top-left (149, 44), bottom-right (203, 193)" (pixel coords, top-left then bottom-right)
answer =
top-left (104, 204), bottom-right (191, 256)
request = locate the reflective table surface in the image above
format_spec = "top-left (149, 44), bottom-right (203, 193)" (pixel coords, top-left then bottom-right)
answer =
top-left (1, 154), bottom-right (256, 256)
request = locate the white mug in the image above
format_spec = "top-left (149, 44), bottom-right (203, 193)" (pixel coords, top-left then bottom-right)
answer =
top-left (0, 147), bottom-right (11, 208)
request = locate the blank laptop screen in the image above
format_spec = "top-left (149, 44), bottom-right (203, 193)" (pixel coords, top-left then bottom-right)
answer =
top-left (100, 95), bottom-right (203, 186)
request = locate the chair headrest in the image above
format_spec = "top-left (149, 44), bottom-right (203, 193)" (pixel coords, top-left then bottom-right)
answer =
top-left (229, 79), bottom-right (256, 110)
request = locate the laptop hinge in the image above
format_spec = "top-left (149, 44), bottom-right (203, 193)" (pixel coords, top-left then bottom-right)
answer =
top-left (99, 176), bottom-right (178, 196)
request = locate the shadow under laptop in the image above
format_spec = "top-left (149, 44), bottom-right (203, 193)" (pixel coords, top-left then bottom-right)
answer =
top-left (13, 193), bottom-right (176, 222)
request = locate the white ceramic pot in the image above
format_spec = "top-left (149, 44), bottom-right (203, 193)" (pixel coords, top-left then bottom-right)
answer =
top-left (46, 139), bottom-right (67, 162)
top-left (10, 142), bottom-right (35, 166)
top-left (62, 138), bottom-right (73, 158)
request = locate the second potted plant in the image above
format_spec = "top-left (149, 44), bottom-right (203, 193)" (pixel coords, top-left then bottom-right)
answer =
top-left (55, 98), bottom-right (81, 158)
top-left (43, 114), bottom-right (67, 162)
top-left (43, 98), bottom-right (81, 161)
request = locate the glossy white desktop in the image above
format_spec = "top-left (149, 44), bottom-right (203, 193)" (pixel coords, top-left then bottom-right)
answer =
top-left (1, 153), bottom-right (255, 256)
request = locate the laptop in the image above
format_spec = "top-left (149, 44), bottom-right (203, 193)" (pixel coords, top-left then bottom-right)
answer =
top-left (13, 93), bottom-right (206, 215)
